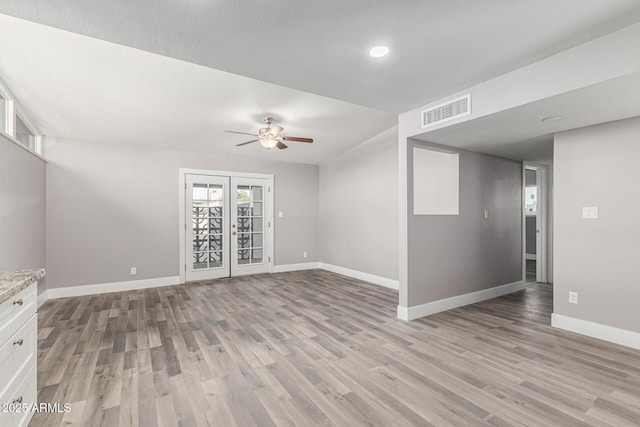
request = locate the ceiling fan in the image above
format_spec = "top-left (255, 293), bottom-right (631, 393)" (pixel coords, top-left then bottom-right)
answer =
top-left (225, 117), bottom-right (314, 150)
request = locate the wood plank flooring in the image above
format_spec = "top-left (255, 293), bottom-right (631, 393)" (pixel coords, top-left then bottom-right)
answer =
top-left (32, 270), bottom-right (640, 426)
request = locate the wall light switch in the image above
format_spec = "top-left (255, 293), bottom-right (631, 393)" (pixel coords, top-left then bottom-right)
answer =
top-left (582, 207), bottom-right (598, 219)
top-left (568, 291), bottom-right (578, 304)
top-left (483, 209), bottom-right (489, 219)
top-left (278, 211), bottom-right (283, 218)
top-left (303, 252), bottom-right (307, 258)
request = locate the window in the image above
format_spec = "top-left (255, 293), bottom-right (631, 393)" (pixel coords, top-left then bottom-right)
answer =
top-left (0, 77), bottom-right (43, 155)
top-left (15, 114), bottom-right (36, 151)
top-left (0, 94), bottom-right (5, 134)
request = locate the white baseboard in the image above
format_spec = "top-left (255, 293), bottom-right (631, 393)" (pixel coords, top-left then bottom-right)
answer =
top-left (47, 276), bottom-right (181, 299)
top-left (398, 280), bottom-right (525, 321)
top-left (526, 254), bottom-right (537, 260)
top-left (551, 313), bottom-right (640, 350)
top-left (272, 262), bottom-right (320, 273)
top-left (318, 262), bottom-right (399, 290)
top-left (397, 305), bottom-right (409, 321)
top-left (37, 290), bottom-right (49, 309)
top-left (43, 264), bottom-right (397, 300)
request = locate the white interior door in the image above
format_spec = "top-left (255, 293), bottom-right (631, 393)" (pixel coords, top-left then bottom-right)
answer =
top-left (231, 177), bottom-right (270, 276)
top-left (535, 168), bottom-right (546, 283)
top-left (186, 174), bottom-right (230, 281)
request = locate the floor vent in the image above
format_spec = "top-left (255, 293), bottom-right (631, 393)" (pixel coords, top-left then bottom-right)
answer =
top-left (421, 94), bottom-right (471, 128)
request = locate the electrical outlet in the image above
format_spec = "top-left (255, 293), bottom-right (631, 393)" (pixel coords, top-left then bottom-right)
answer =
top-left (568, 291), bottom-right (578, 304)
top-left (303, 251), bottom-right (307, 258)
top-left (130, 267), bottom-right (137, 276)
top-left (582, 207), bottom-right (598, 219)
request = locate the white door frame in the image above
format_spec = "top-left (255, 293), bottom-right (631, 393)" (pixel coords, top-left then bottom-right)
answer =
top-left (179, 168), bottom-right (274, 283)
top-left (522, 162), bottom-right (547, 284)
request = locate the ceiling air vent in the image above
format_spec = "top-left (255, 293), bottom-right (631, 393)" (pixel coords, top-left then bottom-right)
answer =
top-left (421, 94), bottom-right (471, 128)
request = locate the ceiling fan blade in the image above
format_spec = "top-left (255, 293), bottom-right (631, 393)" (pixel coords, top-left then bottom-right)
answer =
top-left (281, 136), bottom-right (313, 143)
top-left (276, 141), bottom-right (288, 150)
top-left (225, 130), bottom-right (259, 137)
top-left (268, 124), bottom-right (284, 137)
top-left (236, 139), bottom-right (258, 147)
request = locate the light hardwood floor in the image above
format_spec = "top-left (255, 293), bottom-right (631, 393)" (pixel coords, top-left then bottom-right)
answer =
top-left (32, 270), bottom-right (640, 426)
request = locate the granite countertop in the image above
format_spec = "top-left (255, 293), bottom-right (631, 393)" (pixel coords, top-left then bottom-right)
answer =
top-left (0, 268), bottom-right (45, 305)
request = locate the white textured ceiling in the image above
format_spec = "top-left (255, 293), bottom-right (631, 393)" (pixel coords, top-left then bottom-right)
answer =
top-left (0, 15), bottom-right (396, 164)
top-left (413, 71), bottom-right (640, 165)
top-left (2, 1), bottom-right (640, 113)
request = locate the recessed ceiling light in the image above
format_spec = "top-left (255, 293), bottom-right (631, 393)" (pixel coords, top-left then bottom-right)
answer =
top-left (541, 115), bottom-right (565, 123)
top-left (369, 46), bottom-right (389, 58)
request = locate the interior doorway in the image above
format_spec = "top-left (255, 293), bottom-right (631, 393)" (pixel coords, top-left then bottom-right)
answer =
top-left (523, 164), bottom-right (547, 284)
top-left (179, 169), bottom-right (274, 282)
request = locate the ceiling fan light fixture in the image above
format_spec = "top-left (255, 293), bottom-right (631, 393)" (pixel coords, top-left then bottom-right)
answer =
top-left (259, 136), bottom-right (278, 149)
top-left (229, 117), bottom-right (312, 150)
top-left (268, 124), bottom-right (283, 136)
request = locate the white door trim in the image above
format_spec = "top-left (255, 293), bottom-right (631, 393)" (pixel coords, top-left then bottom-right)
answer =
top-left (179, 168), bottom-right (274, 284)
top-left (523, 163), bottom-right (548, 284)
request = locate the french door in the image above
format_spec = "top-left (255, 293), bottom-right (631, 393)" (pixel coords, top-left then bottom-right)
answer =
top-left (185, 173), bottom-right (271, 281)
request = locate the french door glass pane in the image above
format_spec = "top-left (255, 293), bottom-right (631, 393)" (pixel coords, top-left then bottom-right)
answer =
top-left (238, 204), bottom-right (250, 217)
top-left (238, 250), bottom-right (250, 264)
top-left (209, 217), bottom-right (223, 234)
top-left (193, 184), bottom-right (208, 201)
top-left (193, 252), bottom-right (207, 269)
top-left (237, 217), bottom-right (251, 232)
top-left (192, 183), bottom-right (224, 270)
top-left (252, 186), bottom-right (263, 201)
top-left (193, 235), bottom-right (209, 251)
top-left (193, 217), bottom-right (208, 233)
top-left (193, 207), bottom-right (208, 217)
top-left (210, 234), bottom-right (222, 250)
top-left (209, 187), bottom-right (223, 204)
top-left (238, 233), bottom-right (250, 248)
top-left (252, 203), bottom-right (262, 216)
top-left (209, 251), bottom-right (223, 268)
top-left (252, 219), bottom-right (263, 232)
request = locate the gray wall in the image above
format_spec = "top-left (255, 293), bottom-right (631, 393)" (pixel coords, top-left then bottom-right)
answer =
top-left (45, 137), bottom-right (318, 289)
top-left (319, 127), bottom-right (398, 280)
top-left (0, 134), bottom-right (46, 294)
top-left (554, 116), bottom-right (640, 333)
top-left (407, 139), bottom-right (522, 306)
